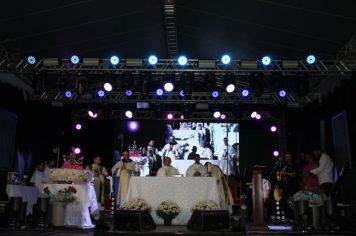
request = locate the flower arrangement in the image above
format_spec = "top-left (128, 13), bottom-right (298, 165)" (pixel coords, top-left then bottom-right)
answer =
top-left (293, 191), bottom-right (323, 206)
top-left (49, 168), bottom-right (92, 182)
top-left (43, 186), bottom-right (77, 203)
top-left (156, 200), bottom-right (180, 220)
top-left (62, 149), bottom-right (84, 169)
top-left (192, 200), bottom-right (220, 211)
top-left (119, 198), bottom-right (151, 211)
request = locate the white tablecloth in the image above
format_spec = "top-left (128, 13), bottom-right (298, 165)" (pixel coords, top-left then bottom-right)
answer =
top-left (43, 183), bottom-right (98, 228)
top-left (126, 177), bottom-right (222, 225)
top-left (173, 160), bottom-right (235, 176)
top-left (6, 184), bottom-right (40, 215)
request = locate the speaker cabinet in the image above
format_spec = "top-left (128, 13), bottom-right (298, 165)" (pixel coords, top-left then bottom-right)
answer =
top-left (114, 210), bottom-right (156, 231)
top-left (187, 210), bottom-right (230, 231)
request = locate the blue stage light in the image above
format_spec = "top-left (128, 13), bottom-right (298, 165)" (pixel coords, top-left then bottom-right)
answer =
top-left (71, 55), bottom-right (80, 64)
top-left (97, 90), bottom-right (105, 97)
top-left (27, 56), bottom-right (36, 65)
top-left (211, 90), bottom-right (219, 98)
top-left (179, 90), bottom-right (185, 97)
top-left (306, 55), bottom-right (316, 64)
top-left (279, 89), bottom-right (287, 97)
top-left (221, 55), bottom-right (231, 65)
top-left (125, 89), bottom-right (133, 96)
top-left (110, 56), bottom-right (119, 65)
top-left (64, 91), bottom-right (72, 98)
top-left (241, 89), bottom-right (249, 97)
top-left (177, 56), bottom-right (188, 66)
top-left (156, 88), bottom-right (164, 96)
top-left (261, 56), bottom-right (271, 66)
top-left (148, 55), bottom-right (158, 65)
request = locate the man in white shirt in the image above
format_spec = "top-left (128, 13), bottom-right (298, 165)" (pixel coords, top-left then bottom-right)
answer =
top-left (30, 162), bottom-right (46, 191)
top-left (216, 137), bottom-right (235, 161)
top-left (186, 154), bottom-right (207, 177)
top-left (156, 157), bottom-right (180, 177)
top-left (310, 148), bottom-right (334, 196)
top-left (161, 136), bottom-right (181, 161)
top-left (198, 142), bottom-right (213, 160)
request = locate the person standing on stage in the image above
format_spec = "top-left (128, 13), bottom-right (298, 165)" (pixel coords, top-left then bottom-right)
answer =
top-left (156, 157), bottom-right (180, 177)
top-left (147, 139), bottom-right (160, 157)
top-left (30, 161), bottom-right (46, 191)
top-left (216, 137), bottom-right (235, 161)
top-left (146, 148), bottom-right (162, 176)
top-left (281, 153), bottom-right (298, 199)
top-left (86, 156), bottom-right (108, 204)
top-left (112, 150), bottom-right (136, 206)
top-left (186, 154), bottom-right (207, 177)
top-left (161, 136), bottom-right (181, 160)
top-left (310, 148), bottom-right (334, 196)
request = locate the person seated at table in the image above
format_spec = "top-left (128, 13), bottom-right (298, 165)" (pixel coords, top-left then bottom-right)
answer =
top-left (156, 157), bottom-right (180, 177)
top-left (86, 156), bottom-right (108, 205)
top-left (44, 158), bottom-right (56, 178)
top-left (197, 141), bottom-right (213, 160)
top-left (187, 146), bottom-right (197, 160)
top-left (112, 150), bottom-right (136, 206)
top-left (30, 161), bottom-right (46, 190)
top-left (186, 154), bottom-right (207, 177)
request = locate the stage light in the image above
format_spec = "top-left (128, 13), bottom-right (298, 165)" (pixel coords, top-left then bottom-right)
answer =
top-left (75, 123), bottom-right (82, 130)
top-left (261, 56), bottom-right (271, 66)
top-left (226, 84), bottom-right (235, 93)
top-left (279, 89), bottom-right (287, 98)
top-left (125, 89), bottom-right (133, 96)
top-left (211, 90), bottom-right (219, 98)
top-left (180, 114), bottom-right (185, 120)
top-left (273, 150), bottom-right (279, 157)
top-left (97, 90), bottom-right (105, 97)
top-left (213, 111), bottom-right (221, 118)
top-left (164, 82), bottom-right (174, 92)
top-left (241, 89), bottom-right (249, 97)
top-left (306, 55), bottom-right (316, 64)
top-left (110, 56), bottom-right (119, 65)
top-left (179, 90), bottom-right (185, 97)
top-left (256, 114), bottom-right (261, 120)
top-left (221, 55), bottom-right (231, 65)
top-left (250, 111), bottom-right (257, 118)
top-left (27, 56), bottom-right (36, 65)
top-left (64, 91), bottom-right (72, 98)
top-left (178, 56), bottom-right (188, 66)
top-left (104, 82), bottom-right (113, 92)
top-left (270, 125), bottom-right (277, 132)
top-left (156, 88), bottom-right (164, 96)
top-left (128, 121), bottom-right (139, 132)
top-left (88, 110), bottom-right (98, 118)
top-left (125, 110), bottom-right (133, 119)
top-left (148, 55), bottom-right (158, 65)
top-left (70, 55), bottom-right (80, 64)
top-left (220, 114), bottom-right (226, 120)
top-left (74, 147), bottom-right (81, 155)
top-left (166, 113), bottom-right (173, 120)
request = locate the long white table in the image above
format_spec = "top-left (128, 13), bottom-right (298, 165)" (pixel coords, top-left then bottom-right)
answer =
top-left (43, 183), bottom-right (98, 228)
top-left (6, 184), bottom-right (39, 215)
top-left (126, 177), bottom-right (222, 225)
top-left (172, 160), bottom-right (235, 176)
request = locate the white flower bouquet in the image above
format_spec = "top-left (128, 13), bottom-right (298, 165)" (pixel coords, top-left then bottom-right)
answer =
top-left (119, 198), bottom-right (151, 211)
top-left (192, 200), bottom-right (220, 211)
top-left (156, 200), bottom-right (180, 220)
top-left (49, 168), bottom-right (92, 182)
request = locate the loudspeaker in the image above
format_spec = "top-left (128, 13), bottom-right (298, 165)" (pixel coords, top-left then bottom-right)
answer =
top-left (114, 210), bottom-right (156, 231)
top-left (187, 210), bottom-right (230, 231)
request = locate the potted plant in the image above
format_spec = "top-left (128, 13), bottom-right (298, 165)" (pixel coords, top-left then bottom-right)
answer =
top-left (192, 200), bottom-right (220, 211)
top-left (119, 198), bottom-right (151, 211)
top-left (156, 200), bottom-right (180, 226)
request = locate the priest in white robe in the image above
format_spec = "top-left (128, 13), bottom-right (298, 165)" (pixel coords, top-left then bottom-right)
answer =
top-left (30, 162), bottom-right (46, 191)
top-left (186, 154), bottom-right (207, 177)
top-left (156, 157), bottom-right (180, 177)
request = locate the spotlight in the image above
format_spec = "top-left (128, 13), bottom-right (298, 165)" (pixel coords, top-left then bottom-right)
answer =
top-left (97, 90), bottom-right (105, 97)
top-left (125, 89), bottom-right (133, 96)
top-left (226, 84), bottom-right (235, 93)
top-left (104, 82), bottom-right (113, 92)
top-left (270, 126), bottom-right (277, 132)
top-left (166, 113), bottom-right (173, 120)
top-left (220, 114), bottom-right (226, 120)
top-left (179, 90), bottom-right (185, 97)
top-left (180, 114), bottom-right (185, 120)
top-left (27, 56), bottom-right (36, 65)
top-left (306, 55), bottom-right (316, 64)
top-left (221, 55), bottom-right (231, 65)
top-left (125, 110), bottom-right (133, 119)
top-left (241, 89), bottom-right (249, 97)
top-left (250, 111), bottom-right (257, 118)
top-left (211, 90), bottom-right (219, 98)
top-left (256, 114), bottom-right (261, 120)
top-left (278, 89), bottom-right (287, 98)
top-left (74, 147), bottom-right (81, 155)
top-left (64, 91), bottom-right (72, 98)
top-left (163, 82), bottom-right (174, 92)
top-left (88, 110), bottom-right (98, 118)
top-left (70, 55), bottom-right (80, 64)
top-left (213, 111), bottom-right (221, 118)
top-left (178, 56), bottom-right (188, 66)
top-left (75, 123), bottom-right (82, 130)
top-left (156, 88), bottom-right (164, 96)
top-left (273, 150), bottom-right (279, 157)
top-left (110, 56), bottom-right (119, 65)
top-left (128, 121), bottom-right (139, 132)
top-left (261, 56), bottom-right (271, 66)
top-left (148, 55), bottom-right (158, 65)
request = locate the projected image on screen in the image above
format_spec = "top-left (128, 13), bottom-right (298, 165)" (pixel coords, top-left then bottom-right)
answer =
top-left (165, 122), bottom-right (239, 160)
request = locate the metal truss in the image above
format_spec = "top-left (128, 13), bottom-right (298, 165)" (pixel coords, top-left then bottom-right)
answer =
top-left (162, 0), bottom-right (178, 58)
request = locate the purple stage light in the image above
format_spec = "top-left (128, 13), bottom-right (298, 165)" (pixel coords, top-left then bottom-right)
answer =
top-left (220, 114), bottom-right (226, 120)
top-left (179, 90), bottom-right (185, 97)
top-left (279, 89), bottom-right (287, 98)
top-left (256, 114), bottom-right (261, 120)
top-left (270, 125), bottom-right (277, 132)
top-left (166, 113), bottom-right (173, 120)
top-left (211, 91), bottom-right (219, 98)
top-left (97, 90), bottom-right (105, 97)
top-left (75, 123), bottom-right (82, 130)
top-left (64, 91), bottom-right (72, 98)
top-left (241, 89), bottom-right (249, 97)
top-left (180, 114), bottom-right (184, 120)
top-left (128, 121), bottom-right (139, 132)
top-left (125, 90), bottom-right (133, 96)
top-left (273, 150), bottom-right (279, 157)
top-left (74, 147), bottom-right (81, 155)
top-left (156, 88), bottom-right (164, 96)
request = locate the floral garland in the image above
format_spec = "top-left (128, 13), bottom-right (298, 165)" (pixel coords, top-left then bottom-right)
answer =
top-left (156, 200), bottom-right (180, 220)
top-left (192, 200), bottom-right (220, 211)
top-left (120, 198), bottom-right (151, 211)
top-left (43, 186), bottom-right (77, 203)
top-left (292, 191), bottom-right (323, 206)
top-left (49, 168), bottom-right (92, 182)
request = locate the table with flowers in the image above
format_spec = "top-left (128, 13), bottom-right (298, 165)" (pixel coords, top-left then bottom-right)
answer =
top-left (126, 177), bottom-right (222, 225)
